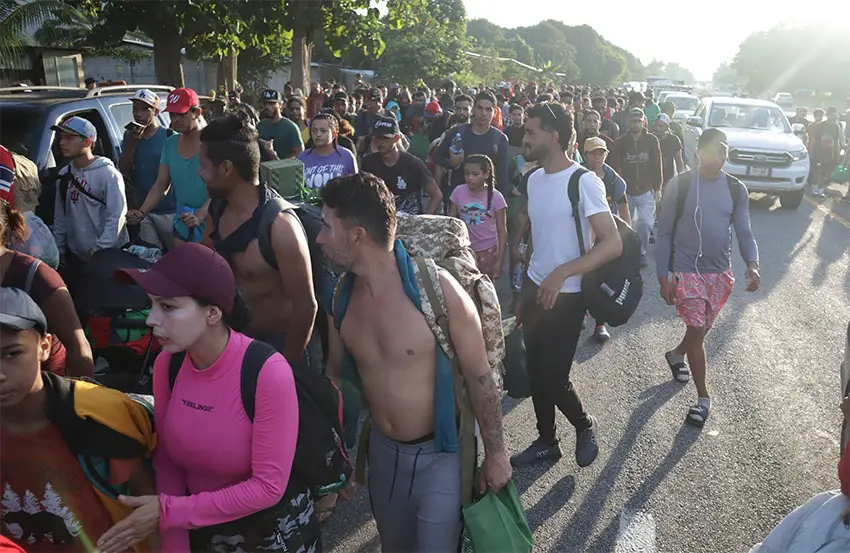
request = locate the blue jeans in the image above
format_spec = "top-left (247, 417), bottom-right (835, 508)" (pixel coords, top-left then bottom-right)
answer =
top-left (628, 191), bottom-right (656, 256)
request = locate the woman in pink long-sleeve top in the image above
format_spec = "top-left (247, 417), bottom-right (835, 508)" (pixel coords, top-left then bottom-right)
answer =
top-left (96, 243), bottom-right (320, 553)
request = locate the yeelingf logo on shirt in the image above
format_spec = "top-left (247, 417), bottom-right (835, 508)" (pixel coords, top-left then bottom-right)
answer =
top-left (181, 398), bottom-right (214, 412)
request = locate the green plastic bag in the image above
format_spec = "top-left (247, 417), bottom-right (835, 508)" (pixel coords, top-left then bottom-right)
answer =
top-left (502, 317), bottom-right (530, 399)
top-left (461, 480), bottom-right (533, 553)
top-left (831, 164), bottom-right (849, 184)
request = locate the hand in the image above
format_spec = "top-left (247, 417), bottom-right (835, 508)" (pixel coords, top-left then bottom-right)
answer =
top-left (181, 211), bottom-right (202, 228)
top-left (449, 152), bottom-right (464, 169)
top-left (659, 276), bottom-right (675, 305)
top-left (492, 265), bottom-right (502, 280)
top-left (841, 394), bottom-right (850, 420)
top-left (746, 265), bottom-right (760, 292)
top-left (96, 495), bottom-right (160, 553)
top-left (478, 452), bottom-right (512, 494)
top-left (536, 267), bottom-right (568, 310)
top-left (131, 124), bottom-right (145, 140)
top-left (126, 210), bottom-right (145, 225)
top-left (510, 247), bottom-right (521, 265)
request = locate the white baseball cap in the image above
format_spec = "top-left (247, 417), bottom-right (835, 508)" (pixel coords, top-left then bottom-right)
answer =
top-left (130, 89), bottom-right (161, 110)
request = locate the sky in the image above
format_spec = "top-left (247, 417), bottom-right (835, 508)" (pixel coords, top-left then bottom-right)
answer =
top-left (462, 0), bottom-right (846, 82)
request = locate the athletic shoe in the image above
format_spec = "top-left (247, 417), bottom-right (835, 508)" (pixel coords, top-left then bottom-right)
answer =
top-left (812, 185), bottom-right (826, 198)
top-left (510, 438), bottom-right (563, 467)
top-left (575, 416), bottom-right (599, 468)
top-left (593, 324), bottom-right (611, 343)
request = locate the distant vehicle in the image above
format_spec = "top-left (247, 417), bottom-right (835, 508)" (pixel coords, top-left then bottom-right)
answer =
top-left (663, 93), bottom-right (700, 123)
top-left (772, 92), bottom-right (794, 107)
top-left (682, 97), bottom-right (809, 209)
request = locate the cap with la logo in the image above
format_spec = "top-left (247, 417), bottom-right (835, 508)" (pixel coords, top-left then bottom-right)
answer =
top-left (130, 89), bottom-right (161, 110)
top-left (165, 88), bottom-right (200, 114)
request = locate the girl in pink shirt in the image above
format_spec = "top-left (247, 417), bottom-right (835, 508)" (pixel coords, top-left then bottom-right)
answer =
top-left (449, 154), bottom-right (508, 278)
top-left (97, 243), bottom-right (319, 553)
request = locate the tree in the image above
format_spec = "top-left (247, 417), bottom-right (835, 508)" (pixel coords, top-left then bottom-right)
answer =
top-left (713, 62), bottom-right (742, 89)
top-left (374, 0), bottom-right (469, 85)
top-left (2, 483), bottom-right (22, 513)
top-left (41, 483), bottom-right (81, 537)
top-left (22, 489), bottom-right (40, 514)
top-left (0, 0), bottom-right (86, 58)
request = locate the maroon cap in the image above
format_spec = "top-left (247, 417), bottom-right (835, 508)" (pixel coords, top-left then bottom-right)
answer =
top-left (116, 243), bottom-right (235, 314)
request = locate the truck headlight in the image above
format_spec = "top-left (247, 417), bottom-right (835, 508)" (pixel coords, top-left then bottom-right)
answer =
top-left (790, 148), bottom-right (808, 161)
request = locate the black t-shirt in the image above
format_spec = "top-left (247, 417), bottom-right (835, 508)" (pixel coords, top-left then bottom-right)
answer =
top-left (504, 125), bottom-right (525, 147)
top-left (808, 120), bottom-right (841, 162)
top-left (658, 133), bottom-right (682, 184)
top-left (362, 152), bottom-right (432, 214)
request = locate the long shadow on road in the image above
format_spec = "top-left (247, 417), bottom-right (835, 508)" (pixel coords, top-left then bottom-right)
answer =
top-left (584, 423), bottom-right (701, 551)
top-left (556, 381), bottom-right (684, 548)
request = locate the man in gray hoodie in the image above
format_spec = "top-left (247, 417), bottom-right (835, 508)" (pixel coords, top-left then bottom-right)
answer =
top-left (655, 128), bottom-right (760, 427)
top-left (53, 116), bottom-right (128, 289)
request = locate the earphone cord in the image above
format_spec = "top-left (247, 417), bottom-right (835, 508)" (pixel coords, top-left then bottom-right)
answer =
top-left (694, 172), bottom-right (705, 282)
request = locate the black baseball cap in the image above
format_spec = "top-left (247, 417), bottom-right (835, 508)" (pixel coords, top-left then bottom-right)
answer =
top-left (368, 88), bottom-right (383, 102)
top-left (371, 116), bottom-right (399, 137)
top-left (332, 91), bottom-right (348, 102)
top-left (262, 89), bottom-right (281, 102)
top-left (0, 287), bottom-right (47, 335)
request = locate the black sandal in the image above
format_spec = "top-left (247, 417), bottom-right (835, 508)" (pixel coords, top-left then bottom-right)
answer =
top-left (686, 404), bottom-right (710, 427)
top-left (665, 351), bottom-right (691, 383)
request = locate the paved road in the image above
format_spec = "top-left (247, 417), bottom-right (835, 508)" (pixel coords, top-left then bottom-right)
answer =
top-left (323, 184), bottom-right (850, 553)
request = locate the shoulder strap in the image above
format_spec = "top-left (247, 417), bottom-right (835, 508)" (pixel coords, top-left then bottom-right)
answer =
top-left (64, 172), bottom-right (107, 206)
top-left (257, 197), bottom-right (289, 270)
top-left (166, 128), bottom-right (175, 138)
top-left (726, 173), bottom-right (743, 216)
top-left (167, 342), bottom-right (275, 423)
top-left (24, 258), bottom-right (42, 295)
top-left (567, 167), bottom-right (590, 256)
top-left (168, 352), bottom-right (185, 390)
top-left (331, 273), bottom-right (355, 330)
top-left (669, 171), bottom-right (693, 273)
top-left (239, 340), bottom-right (277, 422)
top-left (412, 257), bottom-right (476, 507)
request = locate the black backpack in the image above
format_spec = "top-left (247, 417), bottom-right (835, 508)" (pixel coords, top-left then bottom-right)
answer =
top-left (168, 341), bottom-right (352, 496)
top-left (209, 187), bottom-right (330, 304)
top-left (667, 170), bottom-right (745, 273)
top-left (567, 167), bottom-right (643, 327)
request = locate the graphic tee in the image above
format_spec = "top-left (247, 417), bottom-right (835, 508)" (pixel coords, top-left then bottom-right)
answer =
top-left (362, 152), bottom-right (433, 215)
top-left (449, 184), bottom-right (506, 252)
top-left (297, 147), bottom-right (358, 190)
top-left (1, 424), bottom-right (114, 551)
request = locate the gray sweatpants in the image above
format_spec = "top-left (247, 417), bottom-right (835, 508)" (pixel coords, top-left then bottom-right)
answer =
top-left (369, 426), bottom-right (463, 553)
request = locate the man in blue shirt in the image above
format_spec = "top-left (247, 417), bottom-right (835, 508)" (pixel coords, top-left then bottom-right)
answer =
top-left (119, 89), bottom-right (176, 251)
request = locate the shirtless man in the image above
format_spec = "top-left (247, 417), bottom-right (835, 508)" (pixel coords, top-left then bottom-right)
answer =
top-left (199, 115), bottom-right (316, 366)
top-left (319, 173), bottom-right (511, 552)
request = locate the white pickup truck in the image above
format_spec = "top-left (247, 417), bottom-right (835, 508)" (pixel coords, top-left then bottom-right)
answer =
top-left (682, 97), bottom-right (810, 209)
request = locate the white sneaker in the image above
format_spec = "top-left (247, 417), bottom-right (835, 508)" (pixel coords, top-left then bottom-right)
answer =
top-left (812, 186), bottom-right (826, 198)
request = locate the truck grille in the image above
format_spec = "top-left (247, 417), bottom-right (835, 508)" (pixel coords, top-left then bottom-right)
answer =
top-left (729, 149), bottom-right (792, 168)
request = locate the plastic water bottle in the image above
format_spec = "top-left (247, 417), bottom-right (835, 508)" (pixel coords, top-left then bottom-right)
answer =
top-left (127, 245), bottom-right (162, 264)
top-left (512, 243), bottom-right (527, 292)
top-left (450, 132), bottom-right (463, 155)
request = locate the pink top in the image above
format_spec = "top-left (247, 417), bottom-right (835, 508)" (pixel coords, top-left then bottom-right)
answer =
top-left (450, 184), bottom-right (507, 252)
top-left (153, 331), bottom-right (298, 551)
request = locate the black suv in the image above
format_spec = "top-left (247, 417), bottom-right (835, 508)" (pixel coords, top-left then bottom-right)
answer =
top-left (0, 84), bottom-right (173, 224)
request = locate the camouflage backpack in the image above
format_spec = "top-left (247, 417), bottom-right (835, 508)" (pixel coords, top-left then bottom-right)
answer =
top-left (396, 212), bottom-right (506, 388)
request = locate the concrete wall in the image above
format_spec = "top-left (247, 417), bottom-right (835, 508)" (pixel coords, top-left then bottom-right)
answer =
top-left (83, 53), bottom-right (216, 94)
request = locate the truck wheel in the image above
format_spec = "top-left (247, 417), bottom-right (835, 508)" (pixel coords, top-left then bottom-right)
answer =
top-left (780, 191), bottom-right (803, 210)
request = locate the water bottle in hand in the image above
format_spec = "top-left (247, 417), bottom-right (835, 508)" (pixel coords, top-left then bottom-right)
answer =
top-left (450, 132), bottom-right (463, 155)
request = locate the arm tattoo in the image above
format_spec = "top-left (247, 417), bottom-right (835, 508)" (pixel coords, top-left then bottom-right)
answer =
top-left (470, 372), bottom-right (505, 454)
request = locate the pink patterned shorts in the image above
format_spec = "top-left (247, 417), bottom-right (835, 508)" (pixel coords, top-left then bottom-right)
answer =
top-left (475, 245), bottom-right (500, 278)
top-left (673, 268), bottom-right (735, 329)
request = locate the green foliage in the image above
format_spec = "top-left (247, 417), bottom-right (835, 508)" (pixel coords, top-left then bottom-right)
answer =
top-left (712, 62), bottom-right (742, 89)
top-left (0, 0), bottom-right (86, 57)
top-left (374, 0), bottom-right (469, 85)
top-left (731, 24), bottom-right (850, 98)
top-left (644, 59), bottom-right (696, 83)
top-left (464, 18), bottom-right (647, 86)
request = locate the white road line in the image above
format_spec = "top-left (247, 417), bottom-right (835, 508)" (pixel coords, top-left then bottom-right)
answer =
top-left (615, 510), bottom-right (658, 553)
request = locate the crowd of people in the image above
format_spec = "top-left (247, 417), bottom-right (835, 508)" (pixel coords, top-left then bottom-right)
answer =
top-left (1, 72), bottom-right (848, 553)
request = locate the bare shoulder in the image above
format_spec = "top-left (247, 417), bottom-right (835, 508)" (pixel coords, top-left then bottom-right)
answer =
top-left (436, 269), bottom-right (478, 320)
top-left (269, 204), bottom-right (306, 246)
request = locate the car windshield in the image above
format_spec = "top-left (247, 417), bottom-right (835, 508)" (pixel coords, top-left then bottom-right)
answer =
top-left (0, 106), bottom-right (44, 159)
top-left (669, 97), bottom-right (699, 112)
top-left (708, 104), bottom-right (791, 132)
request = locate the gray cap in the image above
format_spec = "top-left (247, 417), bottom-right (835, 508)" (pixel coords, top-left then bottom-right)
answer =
top-left (0, 287), bottom-right (47, 334)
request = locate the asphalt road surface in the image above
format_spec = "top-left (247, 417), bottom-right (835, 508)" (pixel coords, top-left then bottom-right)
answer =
top-left (323, 183), bottom-right (850, 553)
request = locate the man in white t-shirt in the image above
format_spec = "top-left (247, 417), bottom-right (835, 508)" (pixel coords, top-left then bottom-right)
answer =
top-left (511, 102), bottom-right (623, 469)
